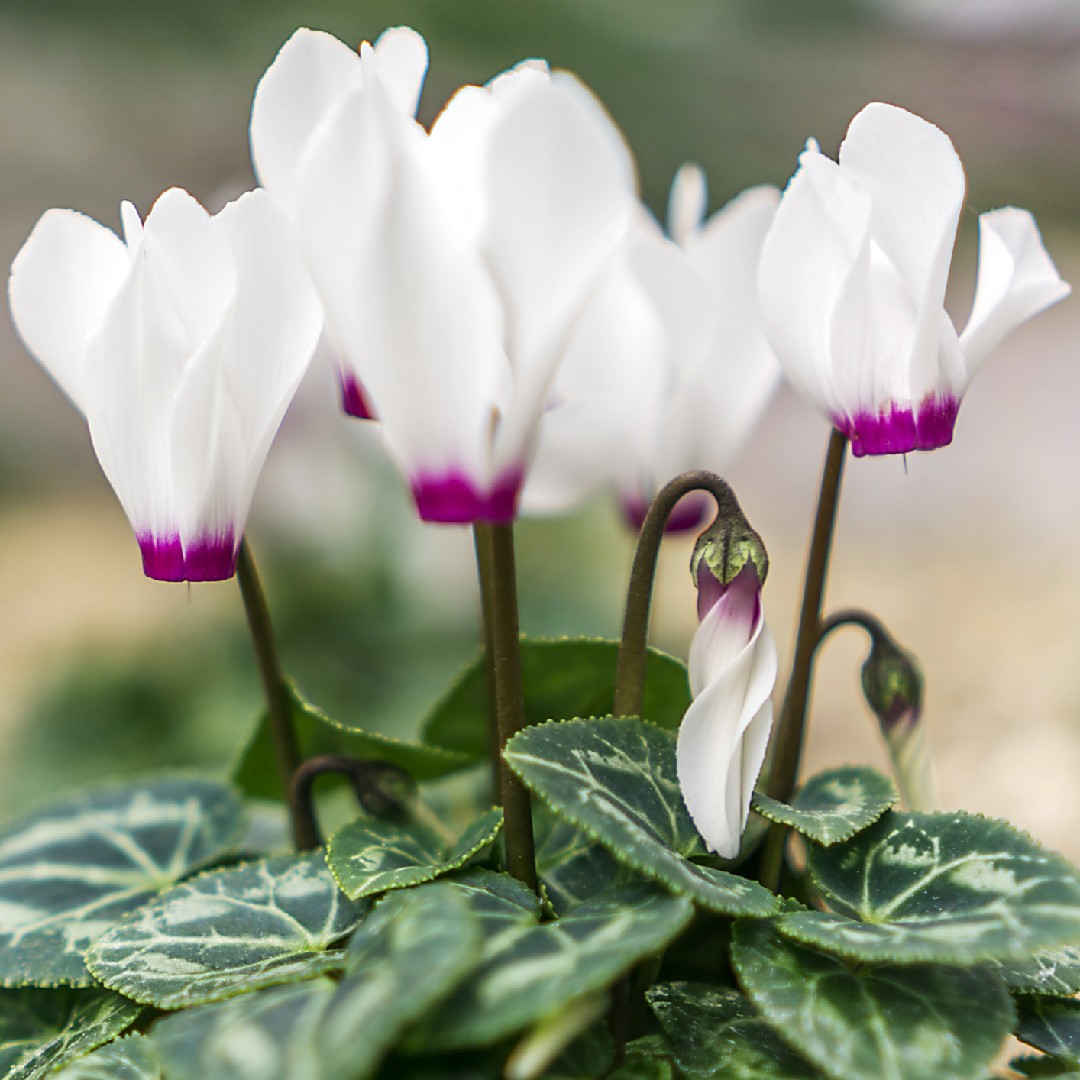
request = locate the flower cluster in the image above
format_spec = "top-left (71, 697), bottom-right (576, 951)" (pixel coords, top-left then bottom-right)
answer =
top-left (6, 25), bottom-right (1070, 857)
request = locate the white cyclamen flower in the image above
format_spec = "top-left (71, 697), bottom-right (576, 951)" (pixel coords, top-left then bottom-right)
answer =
top-left (523, 166), bottom-right (781, 532)
top-left (8, 188), bottom-right (322, 581)
top-left (677, 563), bottom-right (777, 858)
top-left (758, 101), bottom-right (1069, 457)
top-left (250, 27), bottom-right (636, 523)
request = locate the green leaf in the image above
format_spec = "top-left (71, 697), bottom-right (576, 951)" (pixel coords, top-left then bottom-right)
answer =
top-left (413, 883), bottom-right (695, 1050)
top-left (648, 981), bottom-right (753, 1077)
top-left (609, 1037), bottom-right (676, 1080)
top-left (1016, 996), bottom-right (1080, 1064)
top-left (751, 767), bottom-right (897, 846)
top-left (534, 811), bottom-right (632, 914)
top-left (732, 919), bottom-right (1014, 1080)
top-left (441, 869), bottom-right (542, 956)
top-left (0, 776), bottom-right (244, 987)
top-left (232, 682), bottom-right (469, 800)
top-left (780, 811), bottom-right (1080, 963)
top-left (506, 718), bottom-right (776, 916)
top-left (326, 807), bottom-right (502, 900)
top-left (49, 1033), bottom-right (160, 1080)
top-left (0, 989), bottom-right (140, 1080)
top-left (1001, 945), bottom-right (1080, 997)
top-left (150, 979), bottom-right (335, 1080)
top-left (422, 639), bottom-right (691, 759)
top-left (152, 883), bottom-right (482, 1080)
top-left (86, 852), bottom-right (366, 1008)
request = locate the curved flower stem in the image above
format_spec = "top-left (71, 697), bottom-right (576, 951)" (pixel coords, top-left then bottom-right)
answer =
top-left (816, 608), bottom-right (888, 651)
top-left (235, 540), bottom-right (315, 851)
top-left (613, 470), bottom-right (743, 719)
top-left (760, 428), bottom-right (848, 891)
top-left (473, 522), bottom-right (539, 894)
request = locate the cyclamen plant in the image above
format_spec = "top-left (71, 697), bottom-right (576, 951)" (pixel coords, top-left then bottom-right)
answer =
top-left (1, 23), bottom-right (1077, 1080)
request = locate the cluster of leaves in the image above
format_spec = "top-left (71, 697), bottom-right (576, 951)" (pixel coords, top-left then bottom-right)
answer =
top-left (2, 638), bottom-right (1080, 1080)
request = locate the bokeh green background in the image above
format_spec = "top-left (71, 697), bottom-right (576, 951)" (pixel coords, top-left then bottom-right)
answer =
top-left (2, 1), bottom-right (1080, 852)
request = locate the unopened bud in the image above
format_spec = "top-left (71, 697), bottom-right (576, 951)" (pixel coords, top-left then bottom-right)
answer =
top-left (860, 637), bottom-right (923, 732)
top-left (352, 761), bottom-right (416, 820)
top-left (690, 497), bottom-right (768, 620)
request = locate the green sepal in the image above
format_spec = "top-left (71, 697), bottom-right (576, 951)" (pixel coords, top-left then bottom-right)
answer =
top-left (751, 766), bottom-right (897, 846)
top-left (506, 717), bottom-right (776, 916)
top-left (732, 919), bottom-right (1014, 1080)
top-left (0, 988), bottom-right (140, 1080)
top-left (326, 807), bottom-right (502, 900)
top-left (232, 681), bottom-right (469, 801)
top-left (86, 852), bottom-right (367, 1008)
top-left (779, 811), bottom-right (1080, 963)
top-left (0, 775), bottom-right (244, 987)
top-left (422, 638), bottom-right (691, 759)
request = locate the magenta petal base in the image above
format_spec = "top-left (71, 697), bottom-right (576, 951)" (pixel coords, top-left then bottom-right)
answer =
top-left (837, 396), bottom-right (959, 458)
top-left (340, 372), bottom-right (378, 421)
top-left (412, 468), bottom-right (523, 524)
top-left (138, 533), bottom-right (238, 582)
top-left (623, 492), bottom-right (709, 535)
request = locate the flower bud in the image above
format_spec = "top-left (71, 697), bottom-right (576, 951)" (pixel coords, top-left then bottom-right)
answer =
top-left (690, 499), bottom-right (769, 621)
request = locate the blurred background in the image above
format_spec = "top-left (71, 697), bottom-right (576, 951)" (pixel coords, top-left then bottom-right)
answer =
top-left (1, 0), bottom-right (1079, 853)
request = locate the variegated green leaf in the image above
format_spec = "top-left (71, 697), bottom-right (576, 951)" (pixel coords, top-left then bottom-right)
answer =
top-left (1010, 1054), bottom-right (1080, 1077)
top-left (233, 682), bottom-right (469, 801)
top-left (49, 1033), bottom-right (160, 1080)
top-left (505, 718), bottom-right (776, 916)
top-left (648, 982), bottom-right (752, 1076)
top-left (1016, 996), bottom-right (1080, 1064)
top-left (152, 882), bottom-right (481, 1080)
top-left (0, 989), bottom-right (139, 1080)
top-left (86, 852), bottom-right (366, 1008)
top-left (422, 638), bottom-right (691, 760)
top-left (1002, 945), bottom-right (1080, 997)
top-left (0, 776), bottom-right (244, 986)
top-left (326, 807), bottom-right (502, 900)
top-left (780, 812), bottom-right (1080, 963)
top-left (534, 811), bottom-right (631, 914)
top-left (751, 767), bottom-right (897, 846)
top-left (732, 919), bottom-right (1014, 1080)
top-left (609, 1037), bottom-right (676, 1080)
top-left (150, 979), bottom-right (335, 1080)
top-left (413, 883), bottom-right (694, 1051)
top-left (441, 870), bottom-right (541, 958)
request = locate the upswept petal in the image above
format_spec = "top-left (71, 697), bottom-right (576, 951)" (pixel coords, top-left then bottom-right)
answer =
top-left (8, 208), bottom-right (129, 410)
top-left (482, 72), bottom-right (635, 468)
top-left (167, 190), bottom-right (322, 569)
top-left (676, 184), bottom-right (781, 473)
top-left (758, 144), bottom-right (871, 420)
top-left (250, 28), bottom-right (366, 207)
top-left (521, 225), bottom-right (667, 515)
top-left (371, 26), bottom-right (428, 118)
top-left (958, 207), bottom-right (1071, 374)
top-left (137, 188), bottom-right (234, 347)
top-left (677, 594), bottom-right (777, 858)
top-left (83, 226), bottom-right (192, 550)
top-left (666, 162), bottom-right (707, 247)
top-left (293, 55), bottom-right (509, 514)
top-left (839, 102), bottom-right (965, 317)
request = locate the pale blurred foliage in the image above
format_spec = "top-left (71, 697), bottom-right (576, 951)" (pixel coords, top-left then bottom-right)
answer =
top-left (2, 1), bottom-right (1080, 855)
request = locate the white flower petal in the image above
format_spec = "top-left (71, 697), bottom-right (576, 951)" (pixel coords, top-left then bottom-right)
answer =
top-left (959, 206), bottom-right (1070, 374)
top-left (8, 208), bottom-right (128, 410)
top-left (667, 162), bottom-right (707, 247)
top-left (293, 67), bottom-right (509, 505)
top-left (483, 72), bottom-right (635, 463)
top-left (140, 188), bottom-right (234, 347)
top-left (371, 26), bottom-right (429, 118)
top-left (839, 102), bottom-right (965, 316)
top-left (678, 610), bottom-right (777, 858)
top-left (168, 190), bottom-right (322, 558)
top-left (758, 145), bottom-right (871, 420)
top-left (250, 28), bottom-right (365, 207)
